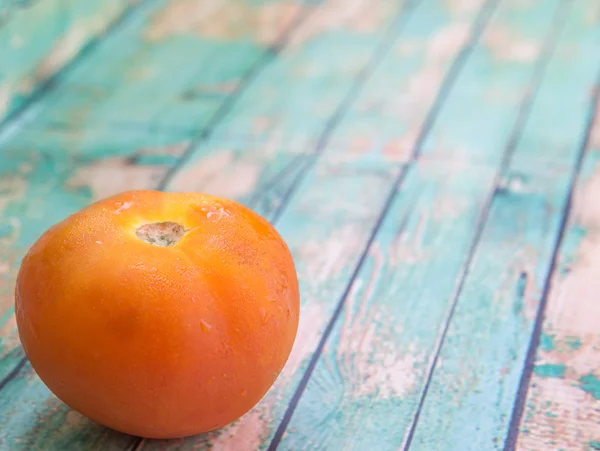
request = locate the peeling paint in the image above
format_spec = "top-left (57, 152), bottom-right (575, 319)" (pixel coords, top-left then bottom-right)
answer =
top-left (0, 1), bottom-right (134, 122)
top-left (66, 143), bottom-right (188, 201)
top-left (541, 169), bottom-right (600, 336)
top-left (338, 294), bottom-right (422, 399)
top-left (66, 157), bottom-right (166, 201)
top-left (210, 398), bottom-right (275, 451)
top-left (518, 132), bottom-right (600, 448)
top-left (169, 150), bottom-right (261, 199)
top-left (578, 374), bottom-right (600, 400)
top-left (484, 25), bottom-right (541, 62)
top-left (0, 84), bottom-right (10, 119)
top-left (540, 332), bottom-right (556, 351)
top-left (35, 24), bottom-right (90, 81)
top-left (147, 0), bottom-right (304, 46)
top-left (533, 363), bottom-right (566, 379)
top-left (288, 0), bottom-right (396, 46)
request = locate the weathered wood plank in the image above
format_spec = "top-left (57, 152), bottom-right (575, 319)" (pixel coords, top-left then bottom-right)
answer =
top-left (0, 0), bottom-right (420, 448)
top-left (407, 0), bottom-right (600, 448)
top-left (161, 0), bottom-right (417, 193)
top-left (0, 0), bottom-right (314, 376)
top-left (0, 0), bottom-right (137, 122)
top-left (0, 163), bottom-right (399, 451)
top-left (32, 0), bottom-right (311, 133)
top-left (140, 1), bottom-right (447, 449)
top-left (515, 93), bottom-right (600, 450)
top-left (273, 0), bottom-right (567, 448)
top-left (137, 0), bottom-right (515, 449)
top-left (0, 1), bottom-right (322, 448)
top-left (159, 165), bottom-right (402, 451)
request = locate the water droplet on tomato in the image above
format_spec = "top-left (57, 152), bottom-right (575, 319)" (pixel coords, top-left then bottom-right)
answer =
top-left (200, 320), bottom-right (212, 332)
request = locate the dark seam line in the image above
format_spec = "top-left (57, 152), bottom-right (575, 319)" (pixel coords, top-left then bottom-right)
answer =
top-left (403, 1), bottom-right (574, 448)
top-left (0, 2), bottom-right (320, 447)
top-left (503, 68), bottom-right (600, 451)
top-left (247, 153), bottom-right (309, 210)
top-left (266, 0), bottom-right (422, 226)
top-left (266, 0), bottom-right (503, 447)
top-left (0, 0), bottom-right (157, 396)
top-left (127, 436), bottom-right (146, 451)
top-left (265, 0), bottom-right (500, 227)
top-left (154, 3), bottom-right (319, 192)
top-left (0, 353), bottom-right (27, 392)
top-left (0, 0), bottom-right (156, 136)
top-left (125, 5), bottom-right (324, 451)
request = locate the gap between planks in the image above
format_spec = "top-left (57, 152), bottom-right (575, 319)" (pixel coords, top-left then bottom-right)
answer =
top-left (0, 0), bottom-right (156, 137)
top-left (267, 0), bottom-right (510, 447)
top-left (503, 66), bottom-right (600, 451)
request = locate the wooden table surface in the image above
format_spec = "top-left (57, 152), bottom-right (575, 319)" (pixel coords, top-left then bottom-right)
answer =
top-left (1, 0), bottom-right (600, 449)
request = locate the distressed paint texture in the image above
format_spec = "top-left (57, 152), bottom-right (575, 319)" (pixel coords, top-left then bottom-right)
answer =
top-left (0, 0), bottom-right (313, 374)
top-left (517, 108), bottom-right (600, 450)
top-left (0, 0), bottom-right (138, 122)
top-left (409, 0), bottom-right (600, 449)
top-left (144, 0), bottom-right (420, 449)
top-left (0, 0), bottom-right (320, 448)
top-left (278, 0), bottom-right (569, 448)
top-left (0, 0), bottom-right (599, 450)
top-left (25, 0), bottom-right (313, 133)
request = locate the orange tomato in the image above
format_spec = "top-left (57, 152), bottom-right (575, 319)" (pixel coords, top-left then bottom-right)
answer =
top-left (15, 190), bottom-right (299, 439)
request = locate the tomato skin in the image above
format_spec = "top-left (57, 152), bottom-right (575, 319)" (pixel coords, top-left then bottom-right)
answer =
top-left (15, 190), bottom-right (299, 439)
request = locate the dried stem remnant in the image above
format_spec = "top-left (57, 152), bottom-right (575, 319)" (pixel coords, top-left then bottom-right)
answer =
top-left (136, 222), bottom-right (186, 247)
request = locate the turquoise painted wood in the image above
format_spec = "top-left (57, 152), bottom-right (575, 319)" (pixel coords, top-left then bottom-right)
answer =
top-left (517, 105), bottom-right (600, 450)
top-left (0, 0), bottom-right (316, 448)
top-left (408, 0), bottom-right (600, 448)
top-left (278, 0), bottom-right (569, 447)
top-left (0, 0), bottom-right (314, 378)
top-left (0, 0), bottom-right (137, 122)
top-left (0, 0), bottom-right (599, 450)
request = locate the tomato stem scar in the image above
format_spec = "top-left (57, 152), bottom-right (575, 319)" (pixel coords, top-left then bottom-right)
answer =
top-left (135, 222), bottom-right (186, 247)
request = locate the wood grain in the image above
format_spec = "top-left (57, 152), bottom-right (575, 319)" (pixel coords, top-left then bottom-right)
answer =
top-left (143, 0), bottom-right (422, 449)
top-left (515, 93), bottom-right (600, 450)
top-left (0, 0), bottom-right (416, 448)
top-left (0, 0), bottom-right (598, 449)
top-left (163, 0), bottom-right (416, 203)
top-left (0, 1), bottom-right (316, 449)
top-left (407, 0), bottom-right (600, 449)
top-left (276, 0), bottom-right (567, 448)
top-left (34, 0), bottom-right (311, 133)
top-left (0, 0), bottom-right (312, 375)
top-left (0, 0), bottom-right (137, 122)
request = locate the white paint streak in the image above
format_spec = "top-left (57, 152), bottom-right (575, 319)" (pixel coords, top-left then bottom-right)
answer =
top-left (288, 0), bottom-right (395, 46)
top-left (294, 225), bottom-right (361, 286)
top-left (484, 25), bottom-right (541, 62)
top-left (0, 85), bottom-right (10, 119)
top-left (211, 401), bottom-right (274, 451)
top-left (169, 150), bottom-right (260, 199)
top-left (544, 168), bottom-right (600, 335)
top-left (67, 157), bottom-right (165, 201)
top-left (336, 245), bottom-right (422, 399)
top-left (518, 161), bottom-right (600, 449)
top-left (518, 373), bottom-right (600, 450)
top-left (37, 24), bottom-right (90, 80)
top-left (147, 0), bottom-right (303, 46)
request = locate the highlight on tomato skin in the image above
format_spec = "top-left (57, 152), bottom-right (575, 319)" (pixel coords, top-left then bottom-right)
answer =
top-left (15, 190), bottom-right (300, 439)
